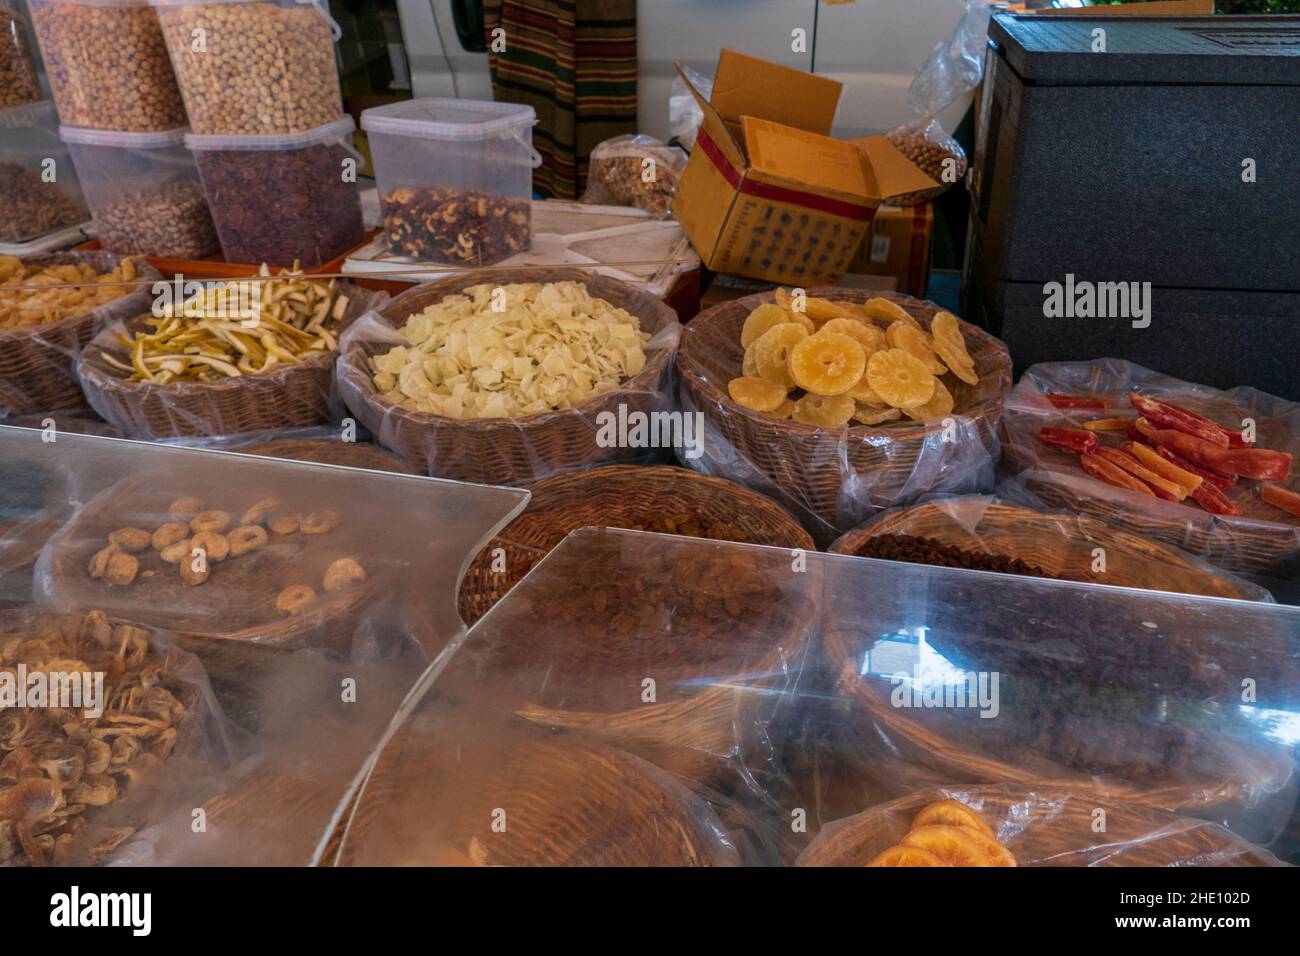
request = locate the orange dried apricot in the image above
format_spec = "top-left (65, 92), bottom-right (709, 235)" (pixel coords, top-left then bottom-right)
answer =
top-left (789, 331), bottom-right (867, 396)
top-left (901, 825), bottom-right (1016, 867)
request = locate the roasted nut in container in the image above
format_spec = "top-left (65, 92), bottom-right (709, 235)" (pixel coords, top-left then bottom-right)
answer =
top-left (380, 186), bottom-right (530, 265)
top-left (0, 5), bottom-right (42, 109)
top-left (0, 101), bottom-right (88, 243)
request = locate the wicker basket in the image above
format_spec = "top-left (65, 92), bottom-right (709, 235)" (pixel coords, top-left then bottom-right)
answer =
top-left (830, 500), bottom-right (1263, 601)
top-left (795, 784), bottom-right (1286, 867)
top-left (676, 289), bottom-right (1012, 543)
top-left (336, 731), bottom-right (740, 866)
top-left (335, 268), bottom-right (680, 485)
top-left (0, 252), bottom-right (160, 418)
top-left (238, 437), bottom-right (421, 476)
top-left (458, 463), bottom-right (814, 626)
top-left (76, 283), bottom-right (385, 439)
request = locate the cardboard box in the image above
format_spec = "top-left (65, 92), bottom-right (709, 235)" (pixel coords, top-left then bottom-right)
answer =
top-left (847, 203), bottom-right (933, 298)
top-left (672, 50), bottom-right (937, 286)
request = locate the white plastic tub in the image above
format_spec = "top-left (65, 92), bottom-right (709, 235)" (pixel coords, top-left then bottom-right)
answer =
top-left (361, 98), bottom-right (540, 266)
top-left (0, 100), bottom-right (88, 244)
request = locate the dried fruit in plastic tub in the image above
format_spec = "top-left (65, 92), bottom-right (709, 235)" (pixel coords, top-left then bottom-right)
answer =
top-left (752, 322), bottom-right (809, 389)
top-left (793, 393), bottom-right (855, 428)
top-left (740, 303), bottom-right (792, 348)
top-left (866, 348), bottom-right (935, 409)
top-left (887, 320), bottom-right (946, 375)
top-left (789, 332), bottom-right (867, 396)
top-left (820, 318), bottom-right (883, 356)
top-left (912, 800), bottom-right (997, 841)
top-left (727, 376), bottom-right (787, 413)
top-left (866, 846), bottom-right (948, 867)
top-left (901, 377), bottom-right (954, 423)
top-left (852, 404), bottom-right (902, 426)
top-left (930, 311), bottom-right (978, 385)
top-left (901, 824), bottom-right (1015, 867)
top-left (862, 297), bottom-right (921, 330)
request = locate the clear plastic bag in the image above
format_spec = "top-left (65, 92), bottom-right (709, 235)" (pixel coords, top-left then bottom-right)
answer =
top-left (582, 134), bottom-right (687, 219)
top-left (668, 63), bottom-right (712, 152)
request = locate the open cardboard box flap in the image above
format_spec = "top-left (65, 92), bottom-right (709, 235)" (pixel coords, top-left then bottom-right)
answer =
top-left (852, 135), bottom-right (943, 204)
top-left (708, 49), bottom-right (842, 136)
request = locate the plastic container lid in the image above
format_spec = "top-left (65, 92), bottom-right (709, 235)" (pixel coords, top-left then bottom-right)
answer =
top-left (58, 125), bottom-right (190, 149)
top-left (361, 98), bottom-right (536, 142)
top-left (0, 100), bottom-right (58, 131)
top-left (184, 115), bottom-right (355, 152)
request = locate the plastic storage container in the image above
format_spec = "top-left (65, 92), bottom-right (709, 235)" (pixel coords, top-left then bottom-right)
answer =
top-left (154, 0), bottom-right (342, 135)
top-left (361, 98), bottom-right (540, 266)
top-left (60, 124), bottom-right (218, 257)
top-left (29, 0), bottom-right (186, 132)
top-left (186, 116), bottom-right (364, 267)
top-left (0, 0), bottom-right (43, 108)
top-left (0, 100), bottom-right (88, 244)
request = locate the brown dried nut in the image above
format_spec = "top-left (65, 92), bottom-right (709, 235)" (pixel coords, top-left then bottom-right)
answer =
top-left (275, 584), bottom-right (316, 614)
top-left (267, 511), bottom-right (301, 535)
top-left (190, 531), bottom-right (230, 563)
top-left (300, 510), bottom-right (339, 535)
top-left (381, 186), bottom-right (531, 265)
top-left (168, 496), bottom-right (204, 522)
top-left (178, 553), bottom-right (210, 587)
top-left (104, 552), bottom-right (139, 587)
top-left (227, 525), bottom-right (268, 557)
top-left (323, 558), bottom-right (367, 594)
top-left (88, 545), bottom-right (118, 580)
top-left (190, 510), bottom-right (232, 534)
top-left (151, 521), bottom-right (190, 551)
top-left (159, 538), bottom-right (191, 564)
top-left (108, 528), bottom-right (152, 553)
top-left (240, 497), bottom-right (280, 527)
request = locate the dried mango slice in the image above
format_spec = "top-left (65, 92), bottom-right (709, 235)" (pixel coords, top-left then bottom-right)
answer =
top-left (930, 311), bottom-right (978, 385)
top-left (752, 322), bottom-right (809, 389)
top-left (911, 800), bottom-right (997, 841)
top-left (887, 320), bottom-right (947, 375)
top-left (863, 297), bottom-right (922, 330)
top-left (901, 377), bottom-right (954, 423)
top-left (852, 404), bottom-right (903, 425)
top-left (901, 825), bottom-right (1016, 867)
top-left (789, 331), bottom-right (867, 396)
top-left (792, 393), bottom-right (855, 427)
top-left (728, 376), bottom-right (788, 412)
top-left (866, 348), bottom-right (935, 409)
top-left (866, 846), bottom-right (949, 867)
top-left (821, 318), bottom-right (884, 356)
top-left (740, 303), bottom-right (793, 348)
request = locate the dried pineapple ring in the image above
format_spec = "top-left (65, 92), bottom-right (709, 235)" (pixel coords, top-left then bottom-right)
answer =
top-left (792, 393), bottom-right (855, 427)
top-left (852, 404), bottom-right (903, 425)
top-left (742, 344), bottom-right (759, 378)
top-left (863, 297), bottom-right (922, 329)
top-left (866, 348), bottom-right (935, 409)
top-left (772, 398), bottom-right (797, 420)
top-left (789, 332), bottom-right (867, 396)
top-left (901, 377), bottom-right (954, 423)
top-left (930, 311), bottom-right (979, 385)
top-left (821, 318), bottom-right (883, 356)
top-left (846, 375), bottom-right (889, 404)
top-left (912, 800), bottom-right (997, 841)
top-left (782, 309), bottom-right (816, 334)
top-left (740, 303), bottom-right (792, 348)
top-left (803, 296), bottom-right (849, 323)
top-left (752, 322), bottom-right (809, 389)
top-left (866, 846), bottom-right (949, 867)
top-left (728, 376), bottom-right (788, 412)
top-left (887, 320), bottom-right (947, 374)
top-left (901, 825), bottom-right (1016, 867)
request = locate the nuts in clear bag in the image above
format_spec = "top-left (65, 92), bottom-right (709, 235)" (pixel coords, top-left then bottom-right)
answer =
top-left (884, 119), bottom-right (967, 206)
top-left (584, 135), bottom-right (686, 219)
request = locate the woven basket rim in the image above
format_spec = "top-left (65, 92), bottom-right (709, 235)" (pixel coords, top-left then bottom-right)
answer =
top-left (337, 268), bottom-right (678, 436)
top-left (677, 288), bottom-right (1011, 439)
top-left (0, 252), bottom-right (161, 340)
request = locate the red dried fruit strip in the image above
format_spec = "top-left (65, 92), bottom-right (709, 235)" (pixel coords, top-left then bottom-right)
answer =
top-left (1122, 441), bottom-right (1202, 496)
top-left (1129, 393), bottom-right (1230, 448)
top-left (1039, 427), bottom-right (1098, 455)
top-left (1156, 445), bottom-right (1236, 492)
top-left (1260, 484), bottom-right (1300, 519)
top-left (1082, 417), bottom-right (1136, 431)
top-left (1095, 447), bottom-right (1185, 501)
top-left (1191, 481), bottom-right (1242, 517)
top-left (1134, 419), bottom-right (1235, 474)
top-left (1046, 394), bottom-right (1108, 410)
top-left (1216, 447), bottom-right (1292, 482)
top-left (1080, 452), bottom-right (1155, 496)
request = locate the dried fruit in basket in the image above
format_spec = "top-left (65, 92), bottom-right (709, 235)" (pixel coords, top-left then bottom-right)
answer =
top-left (901, 377), bottom-right (953, 423)
top-left (0, 256), bottom-right (141, 331)
top-left (1122, 441), bottom-right (1202, 496)
top-left (1080, 452), bottom-right (1155, 497)
top-left (792, 393), bottom-right (855, 427)
top-left (862, 296), bottom-right (921, 329)
top-left (866, 846), bottom-right (948, 867)
top-left (751, 322), bottom-right (809, 389)
top-left (912, 799), bottom-right (997, 840)
top-left (802, 296), bottom-right (850, 324)
top-left (790, 331), bottom-right (867, 396)
top-left (1038, 427), bottom-right (1098, 455)
top-left (1094, 448), bottom-right (1185, 501)
top-left (728, 376), bottom-right (788, 413)
top-left (852, 403), bottom-right (902, 425)
top-left (1046, 393), bottom-right (1107, 411)
top-left (1129, 392), bottom-right (1240, 448)
top-left (1082, 417), bottom-right (1135, 432)
top-left (1191, 481), bottom-right (1242, 517)
top-left (1136, 419), bottom-right (1291, 481)
top-left (929, 310), bottom-right (978, 385)
top-left (820, 317), bottom-right (884, 355)
top-left (901, 824), bottom-right (1015, 867)
top-left (740, 303), bottom-right (793, 348)
top-left (887, 320), bottom-right (947, 375)
top-left (866, 349), bottom-right (935, 409)
top-left (1261, 484), bottom-right (1300, 519)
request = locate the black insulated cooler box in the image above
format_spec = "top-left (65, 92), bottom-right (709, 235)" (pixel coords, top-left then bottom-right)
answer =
top-left (963, 13), bottom-right (1300, 400)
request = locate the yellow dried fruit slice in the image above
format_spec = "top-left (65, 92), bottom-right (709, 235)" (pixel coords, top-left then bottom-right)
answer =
top-left (887, 320), bottom-right (947, 375)
top-left (789, 331), bottom-right (867, 396)
top-left (784, 309), bottom-right (816, 334)
top-left (852, 404), bottom-right (903, 425)
top-left (863, 297), bottom-right (922, 329)
top-left (727, 376), bottom-right (788, 412)
top-left (866, 846), bottom-right (949, 867)
top-left (742, 344), bottom-right (759, 378)
top-left (821, 318), bottom-right (884, 356)
top-left (774, 287), bottom-right (796, 311)
top-left (752, 322), bottom-right (809, 389)
top-left (930, 311), bottom-right (979, 385)
top-left (846, 374), bottom-right (888, 404)
top-left (911, 800), bottom-right (997, 841)
top-left (772, 398), bottom-right (797, 420)
top-left (866, 348), bottom-right (935, 408)
top-left (901, 377), bottom-right (954, 423)
top-left (804, 296), bottom-right (849, 323)
top-left (901, 825), bottom-right (1016, 867)
top-left (741, 303), bottom-right (794, 348)
top-left (792, 393), bottom-right (855, 427)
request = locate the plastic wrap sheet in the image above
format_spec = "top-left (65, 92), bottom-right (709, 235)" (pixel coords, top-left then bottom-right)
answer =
top-left (334, 271), bottom-right (683, 486)
top-left (998, 359), bottom-right (1300, 583)
top-left (339, 531), bottom-right (1299, 866)
top-left (76, 282), bottom-right (388, 440)
top-left (0, 424), bottom-right (529, 864)
top-left (581, 135), bottom-right (687, 219)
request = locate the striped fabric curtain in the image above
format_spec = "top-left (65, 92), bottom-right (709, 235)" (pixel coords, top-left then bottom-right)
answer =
top-left (485, 0), bottom-right (638, 200)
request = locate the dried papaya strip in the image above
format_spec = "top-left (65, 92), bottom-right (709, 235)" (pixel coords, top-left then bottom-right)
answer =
top-left (1039, 427), bottom-right (1098, 455)
top-left (1122, 441), bottom-right (1202, 496)
top-left (1080, 453), bottom-right (1155, 497)
top-left (1129, 392), bottom-right (1231, 447)
top-left (1191, 481), bottom-right (1242, 517)
top-left (1082, 417), bottom-right (1136, 431)
top-left (1261, 484), bottom-right (1300, 519)
top-left (1095, 448), bottom-right (1186, 501)
top-left (1155, 445), bottom-right (1236, 492)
